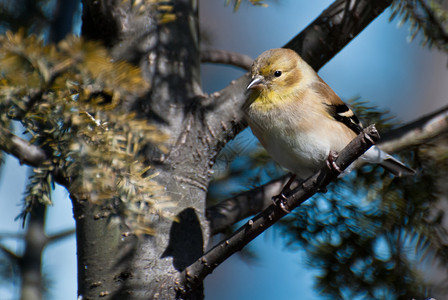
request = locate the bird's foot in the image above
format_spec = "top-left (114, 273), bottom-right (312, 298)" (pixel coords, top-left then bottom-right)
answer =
top-left (272, 193), bottom-right (291, 213)
top-left (272, 174), bottom-right (296, 213)
top-left (282, 174), bottom-right (296, 192)
top-left (326, 150), bottom-right (342, 174)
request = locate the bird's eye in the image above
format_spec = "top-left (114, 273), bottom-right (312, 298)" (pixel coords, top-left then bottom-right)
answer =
top-left (274, 71), bottom-right (282, 77)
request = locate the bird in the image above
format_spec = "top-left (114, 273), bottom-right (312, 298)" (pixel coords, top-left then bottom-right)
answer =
top-left (244, 48), bottom-right (415, 206)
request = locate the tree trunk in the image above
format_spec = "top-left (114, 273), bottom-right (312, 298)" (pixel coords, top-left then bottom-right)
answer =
top-left (76, 1), bottom-right (207, 299)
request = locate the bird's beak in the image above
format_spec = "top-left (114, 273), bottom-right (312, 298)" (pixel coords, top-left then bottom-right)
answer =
top-left (247, 75), bottom-right (265, 90)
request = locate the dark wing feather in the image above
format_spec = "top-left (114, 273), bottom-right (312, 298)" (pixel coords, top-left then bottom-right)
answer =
top-left (311, 77), bottom-right (363, 135)
top-left (327, 102), bottom-right (363, 134)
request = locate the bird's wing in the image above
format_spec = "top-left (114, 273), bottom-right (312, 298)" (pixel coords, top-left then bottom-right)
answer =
top-left (311, 77), bottom-right (364, 135)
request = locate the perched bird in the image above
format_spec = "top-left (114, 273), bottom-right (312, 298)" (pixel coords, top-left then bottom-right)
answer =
top-left (244, 48), bottom-right (415, 189)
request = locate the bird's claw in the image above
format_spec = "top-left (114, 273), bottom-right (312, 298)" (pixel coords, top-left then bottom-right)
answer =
top-left (326, 150), bottom-right (342, 174)
top-left (272, 193), bottom-right (291, 213)
top-left (271, 174), bottom-right (296, 213)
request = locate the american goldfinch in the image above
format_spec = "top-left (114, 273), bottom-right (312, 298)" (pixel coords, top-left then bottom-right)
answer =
top-left (244, 48), bottom-right (415, 183)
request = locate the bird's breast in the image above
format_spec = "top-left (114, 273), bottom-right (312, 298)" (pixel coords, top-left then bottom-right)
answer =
top-left (246, 99), bottom-right (354, 178)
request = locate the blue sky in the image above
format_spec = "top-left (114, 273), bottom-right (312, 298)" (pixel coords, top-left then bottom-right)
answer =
top-left (1, 1), bottom-right (447, 299)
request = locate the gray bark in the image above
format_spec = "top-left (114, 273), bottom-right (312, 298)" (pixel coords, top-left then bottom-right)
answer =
top-left (77, 1), bottom-right (206, 298)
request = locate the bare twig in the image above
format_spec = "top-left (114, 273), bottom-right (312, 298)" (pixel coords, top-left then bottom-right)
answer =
top-left (0, 244), bottom-right (20, 262)
top-left (200, 49), bottom-right (253, 71)
top-left (0, 232), bottom-right (26, 239)
top-left (207, 174), bottom-right (290, 235)
top-left (0, 227), bottom-right (75, 248)
top-left (178, 125), bottom-right (380, 295)
top-left (47, 228), bottom-right (76, 245)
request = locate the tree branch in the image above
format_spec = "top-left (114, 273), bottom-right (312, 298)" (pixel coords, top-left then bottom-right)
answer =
top-left (0, 126), bottom-right (47, 167)
top-left (285, 0), bottom-right (393, 70)
top-left (206, 174), bottom-right (290, 235)
top-left (0, 125), bottom-right (69, 187)
top-left (380, 104), bottom-right (448, 153)
top-left (200, 49), bottom-right (253, 71)
top-left (178, 125), bottom-right (380, 295)
top-left (206, 105), bottom-right (448, 234)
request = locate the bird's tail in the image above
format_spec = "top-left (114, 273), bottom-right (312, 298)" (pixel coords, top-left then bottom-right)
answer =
top-left (379, 156), bottom-right (416, 177)
top-left (362, 146), bottom-right (416, 177)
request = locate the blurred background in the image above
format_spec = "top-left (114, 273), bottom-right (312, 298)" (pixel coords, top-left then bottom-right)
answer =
top-left (1, 0), bottom-right (447, 299)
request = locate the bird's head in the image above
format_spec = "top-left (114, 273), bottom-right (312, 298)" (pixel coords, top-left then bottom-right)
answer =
top-left (247, 48), bottom-right (305, 95)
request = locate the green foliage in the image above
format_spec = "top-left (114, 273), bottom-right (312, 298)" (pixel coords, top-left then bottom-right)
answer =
top-left (0, 31), bottom-right (174, 234)
top-left (391, 0), bottom-right (448, 52)
top-left (24, 166), bottom-right (54, 212)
